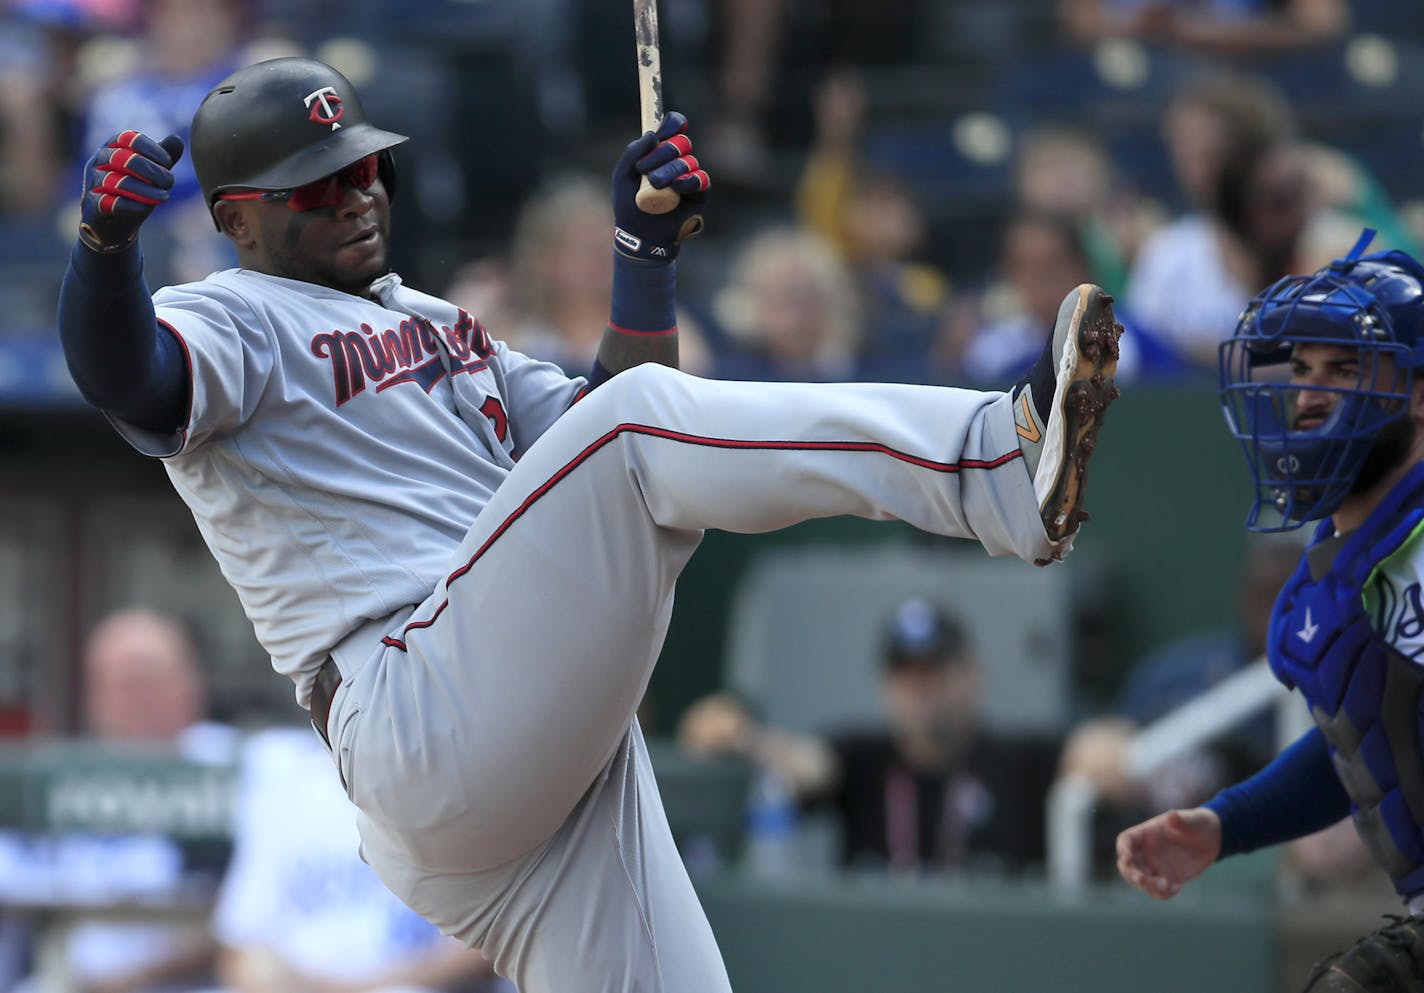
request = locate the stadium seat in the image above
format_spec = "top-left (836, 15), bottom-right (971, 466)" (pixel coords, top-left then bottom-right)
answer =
top-left (722, 543), bottom-right (1087, 736)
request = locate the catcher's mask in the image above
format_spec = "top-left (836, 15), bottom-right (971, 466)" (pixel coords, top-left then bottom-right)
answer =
top-left (1219, 229), bottom-right (1424, 531)
top-left (190, 57), bottom-right (408, 229)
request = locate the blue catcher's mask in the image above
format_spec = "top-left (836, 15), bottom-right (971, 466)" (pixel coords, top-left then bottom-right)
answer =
top-left (1219, 229), bottom-right (1424, 531)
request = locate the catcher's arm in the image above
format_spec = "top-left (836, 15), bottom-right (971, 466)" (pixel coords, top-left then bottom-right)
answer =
top-left (1118, 727), bottom-right (1351, 898)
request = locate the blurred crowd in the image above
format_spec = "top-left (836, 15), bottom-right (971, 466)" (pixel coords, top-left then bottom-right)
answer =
top-left (2, 0), bottom-right (1423, 988)
top-left (2, 0), bottom-right (1422, 387)
top-left (0, 607), bottom-right (511, 993)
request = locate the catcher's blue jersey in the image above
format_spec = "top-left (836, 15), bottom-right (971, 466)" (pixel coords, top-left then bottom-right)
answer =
top-left (1270, 462), bottom-right (1424, 898)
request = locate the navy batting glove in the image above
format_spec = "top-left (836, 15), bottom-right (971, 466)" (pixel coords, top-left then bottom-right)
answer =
top-left (612, 111), bottom-right (710, 263)
top-left (79, 131), bottom-right (185, 253)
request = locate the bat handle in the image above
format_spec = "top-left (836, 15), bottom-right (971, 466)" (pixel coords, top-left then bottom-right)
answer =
top-left (636, 175), bottom-right (680, 214)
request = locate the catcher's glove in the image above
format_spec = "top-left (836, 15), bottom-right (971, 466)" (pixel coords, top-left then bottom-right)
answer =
top-left (1302, 914), bottom-right (1424, 992)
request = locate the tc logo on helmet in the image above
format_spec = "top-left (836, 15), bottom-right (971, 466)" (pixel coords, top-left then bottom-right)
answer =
top-left (304, 86), bottom-right (344, 130)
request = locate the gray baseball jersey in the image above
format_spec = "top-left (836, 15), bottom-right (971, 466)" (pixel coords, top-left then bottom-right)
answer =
top-left (111, 269), bottom-right (582, 705)
top-left (109, 268), bottom-right (1063, 992)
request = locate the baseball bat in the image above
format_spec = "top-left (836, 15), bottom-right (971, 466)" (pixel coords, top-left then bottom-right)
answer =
top-left (633, 0), bottom-right (681, 215)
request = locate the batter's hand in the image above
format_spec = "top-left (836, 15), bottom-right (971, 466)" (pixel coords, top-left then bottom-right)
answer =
top-left (79, 131), bottom-right (185, 252)
top-left (612, 111), bottom-right (709, 263)
top-left (1116, 807), bottom-right (1221, 899)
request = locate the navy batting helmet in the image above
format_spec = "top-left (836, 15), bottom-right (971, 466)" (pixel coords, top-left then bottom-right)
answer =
top-left (1219, 229), bottom-right (1424, 530)
top-left (190, 58), bottom-right (408, 225)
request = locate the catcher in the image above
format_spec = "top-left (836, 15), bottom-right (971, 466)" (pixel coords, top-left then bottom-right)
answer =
top-left (1116, 230), bottom-right (1424, 992)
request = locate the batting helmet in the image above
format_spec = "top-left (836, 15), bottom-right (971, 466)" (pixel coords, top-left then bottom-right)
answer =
top-left (1219, 229), bottom-right (1424, 530)
top-left (190, 57), bottom-right (408, 225)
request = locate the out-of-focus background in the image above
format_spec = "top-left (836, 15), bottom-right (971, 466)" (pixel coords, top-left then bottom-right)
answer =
top-left (0, 0), bottom-right (1419, 989)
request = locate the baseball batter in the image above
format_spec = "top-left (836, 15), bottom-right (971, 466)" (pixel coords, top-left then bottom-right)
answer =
top-left (57, 58), bottom-right (1122, 992)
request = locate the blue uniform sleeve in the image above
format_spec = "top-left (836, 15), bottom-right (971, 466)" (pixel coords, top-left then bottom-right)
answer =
top-left (1206, 726), bottom-right (1351, 858)
top-left (586, 255), bottom-right (679, 390)
top-left (56, 240), bottom-right (187, 433)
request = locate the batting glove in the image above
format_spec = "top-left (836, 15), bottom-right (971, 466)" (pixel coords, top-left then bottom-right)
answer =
top-left (79, 131), bottom-right (185, 253)
top-left (612, 111), bottom-right (710, 263)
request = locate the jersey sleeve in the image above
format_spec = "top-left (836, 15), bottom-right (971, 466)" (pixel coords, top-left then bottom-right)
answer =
top-left (112, 283), bottom-right (276, 458)
top-left (493, 340), bottom-right (587, 456)
top-left (1205, 726), bottom-right (1350, 858)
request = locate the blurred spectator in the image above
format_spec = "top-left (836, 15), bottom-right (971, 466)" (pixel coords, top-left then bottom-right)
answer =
top-left (959, 208), bottom-right (1143, 386)
top-left (702, 0), bottom-right (790, 185)
top-left (1123, 71), bottom-right (1415, 372)
top-left (76, 0), bottom-right (298, 286)
top-left (709, 225), bottom-right (860, 382)
top-left (1058, 535), bottom-right (1302, 862)
top-left (0, 607), bottom-right (236, 993)
top-left (1122, 72), bottom-right (1307, 370)
top-left (1059, 0), bottom-right (1349, 59)
top-left (0, 6), bottom-right (74, 217)
top-left (1013, 125), bottom-right (1164, 300)
top-left (444, 175), bottom-right (709, 378)
top-left (679, 598), bottom-right (1061, 875)
top-left (1291, 140), bottom-right (1423, 270)
top-left (473, 175), bottom-right (611, 375)
top-left (0, 0), bottom-right (142, 217)
top-left (213, 727), bottom-right (509, 993)
top-left (1162, 71), bottom-right (1293, 215)
top-left (81, 608), bottom-right (220, 748)
top-left (795, 70), bottom-right (954, 383)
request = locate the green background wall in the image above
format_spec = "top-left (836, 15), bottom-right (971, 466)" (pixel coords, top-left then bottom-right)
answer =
top-left (650, 384), bottom-right (1255, 729)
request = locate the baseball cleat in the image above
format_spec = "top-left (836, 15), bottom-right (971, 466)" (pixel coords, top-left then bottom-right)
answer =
top-left (1011, 283), bottom-right (1123, 564)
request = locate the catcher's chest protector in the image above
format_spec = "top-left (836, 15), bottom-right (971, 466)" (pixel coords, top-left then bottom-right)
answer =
top-left (1270, 461), bottom-right (1424, 899)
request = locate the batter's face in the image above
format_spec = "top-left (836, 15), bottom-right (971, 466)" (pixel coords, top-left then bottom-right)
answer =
top-left (215, 173), bottom-right (393, 296)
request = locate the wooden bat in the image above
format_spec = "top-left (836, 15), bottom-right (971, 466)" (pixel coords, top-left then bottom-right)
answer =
top-left (633, 0), bottom-right (681, 215)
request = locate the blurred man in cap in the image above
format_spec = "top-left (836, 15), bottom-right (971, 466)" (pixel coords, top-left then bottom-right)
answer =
top-left (680, 597), bottom-right (1062, 874)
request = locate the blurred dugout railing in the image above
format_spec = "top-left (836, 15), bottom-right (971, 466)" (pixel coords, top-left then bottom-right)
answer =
top-left (1048, 659), bottom-right (1312, 893)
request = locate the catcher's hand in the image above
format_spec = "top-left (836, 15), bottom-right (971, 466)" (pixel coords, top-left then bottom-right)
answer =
top-left (79, 131), bottom-right (185, 252)
top-left (1116, 807), bottom-right (1221, 900)
top-left (1302, 914), bottom-right (1424, 992)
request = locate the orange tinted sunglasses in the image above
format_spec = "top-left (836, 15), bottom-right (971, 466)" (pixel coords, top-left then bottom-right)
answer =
top-left (218, 154), bottom-right (380, 212)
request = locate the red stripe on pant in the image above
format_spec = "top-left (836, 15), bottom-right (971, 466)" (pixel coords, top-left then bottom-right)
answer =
top-left (382, 422), bottom-right (1023, 650)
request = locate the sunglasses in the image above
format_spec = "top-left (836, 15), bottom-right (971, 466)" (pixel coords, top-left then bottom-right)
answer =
top-left (218, 154), bottom-right (380, 212)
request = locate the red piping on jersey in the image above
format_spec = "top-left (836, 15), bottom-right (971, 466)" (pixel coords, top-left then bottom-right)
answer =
top-left (381, 423), bottom-right (1023, 651)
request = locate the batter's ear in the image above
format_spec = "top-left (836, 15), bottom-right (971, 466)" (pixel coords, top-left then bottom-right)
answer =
top-left (212, 200), bottom-right (254, 246)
